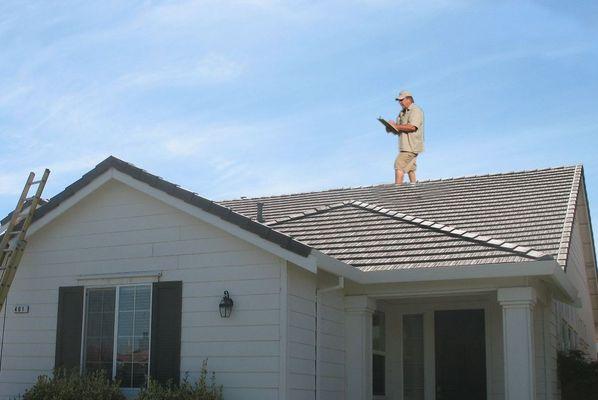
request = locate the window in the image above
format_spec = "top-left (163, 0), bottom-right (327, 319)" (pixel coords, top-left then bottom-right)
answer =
top-left (83, 285), bottom-right (151, 388)
top-left (373, 311), bottom-right (386, 396)
top-left (83, 288), bottom-right (115, 376)
top-left (403, 314), bottom-right (424, 400)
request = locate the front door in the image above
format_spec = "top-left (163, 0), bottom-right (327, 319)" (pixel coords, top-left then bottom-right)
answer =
top-left (434, 309), bottom-right (486, 400)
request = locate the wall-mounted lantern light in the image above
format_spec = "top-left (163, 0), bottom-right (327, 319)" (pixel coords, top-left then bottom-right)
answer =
top-left (219, 290), bottom-right (234, 318)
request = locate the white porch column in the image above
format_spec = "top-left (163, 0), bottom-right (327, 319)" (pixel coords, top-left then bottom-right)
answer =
top-left (498, 287), bottom-right (537, 400)
top-left (345, 295), bottom-right (376, 400)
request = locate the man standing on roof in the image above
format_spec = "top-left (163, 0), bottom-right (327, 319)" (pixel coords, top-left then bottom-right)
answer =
top-left (386, 90), bottom-right (424, 185)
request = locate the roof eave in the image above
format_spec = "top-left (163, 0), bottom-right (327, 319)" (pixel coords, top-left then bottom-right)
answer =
top-left (314, 255), bottom-right (578, 303)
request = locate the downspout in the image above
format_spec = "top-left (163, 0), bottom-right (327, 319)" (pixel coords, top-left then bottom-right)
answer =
top-left (315, 276), bottom-right (344, 400)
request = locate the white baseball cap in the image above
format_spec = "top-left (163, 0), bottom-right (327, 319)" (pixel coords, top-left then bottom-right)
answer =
top-left (395, 90), bottom-right (413, 101)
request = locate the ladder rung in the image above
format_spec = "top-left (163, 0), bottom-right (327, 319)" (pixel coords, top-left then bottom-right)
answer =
top-left (31, 180), bottom-right (44, 185)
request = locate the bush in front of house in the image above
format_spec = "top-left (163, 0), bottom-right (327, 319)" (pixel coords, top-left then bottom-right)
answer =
top-left (22, 369), bottom-right (125, 400)
top-left (137, 360), bottom-right (223, 400)
top-left (557, 350), bottom-right (598, 400)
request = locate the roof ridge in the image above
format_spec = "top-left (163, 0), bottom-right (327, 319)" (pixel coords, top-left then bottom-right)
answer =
top-left (347, 200), bottom-right (552, 261)
top-left (556, 165), bottom-right (584, 266)
top-left (218, 164), bottom-right (581, 203)
top-left (265, 201), bottom-right (352, 226)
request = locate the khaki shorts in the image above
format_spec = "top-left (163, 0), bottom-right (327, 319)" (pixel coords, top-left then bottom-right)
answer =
top-left (394, 151), bottom-right (417, 172)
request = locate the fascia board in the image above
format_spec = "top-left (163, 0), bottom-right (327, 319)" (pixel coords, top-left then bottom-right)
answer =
top-left (314, 253), bottom-right (578, 304)
top-left (359, 260), bottom-right (559, 284)
top-left (312, 249), bottom-right (365, 282)
top-left (361, 261), bottom-right (578, 304)
top-left (112, 170), bottom-right (317, 273)
top-left (26, 169), bottom-right (114, 237)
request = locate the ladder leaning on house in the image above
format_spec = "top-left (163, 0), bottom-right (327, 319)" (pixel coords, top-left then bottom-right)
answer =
top-left (0, 169), bottom-right (50, 311)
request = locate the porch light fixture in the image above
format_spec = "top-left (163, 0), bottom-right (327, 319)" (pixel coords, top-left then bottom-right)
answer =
top-left (219, 291), bottom-right (234, 318)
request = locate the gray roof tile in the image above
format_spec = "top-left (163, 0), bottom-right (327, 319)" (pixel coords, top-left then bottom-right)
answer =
top-left (264, 201), bottom-right (549, 270)
top-left (220, 165), bottom-right (584, 269)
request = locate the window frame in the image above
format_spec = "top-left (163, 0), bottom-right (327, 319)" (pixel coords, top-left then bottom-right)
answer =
top-left (80, 283), bottom-right (153, 389)
top-left (373, 310), bottom-right (387, 398)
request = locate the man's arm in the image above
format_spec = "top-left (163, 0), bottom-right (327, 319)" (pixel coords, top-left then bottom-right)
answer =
top-left (393, 123), bottom-right (418, 132)
top-left (387, 121), bottom-right (418, 133)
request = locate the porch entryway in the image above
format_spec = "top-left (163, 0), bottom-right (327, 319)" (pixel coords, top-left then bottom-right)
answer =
top-left (344, 286), bottom-right (548, 400)
top-left (344, 293), bottom-right (501, 400)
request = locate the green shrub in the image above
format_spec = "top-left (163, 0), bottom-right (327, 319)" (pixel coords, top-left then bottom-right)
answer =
top-left (22, 369), bottom-right (125, 400)
top-left (558, 350), bottom-right (598, 400)
top-left (137, 360), bottom-right (223, 400)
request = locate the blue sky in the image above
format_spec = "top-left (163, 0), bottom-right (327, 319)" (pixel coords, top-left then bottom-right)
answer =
top-left (1, 1), bottom-right (597, 226)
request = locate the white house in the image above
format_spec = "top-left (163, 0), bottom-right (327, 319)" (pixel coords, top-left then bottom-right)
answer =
top-left (0, 156), bottom-right (596, 400)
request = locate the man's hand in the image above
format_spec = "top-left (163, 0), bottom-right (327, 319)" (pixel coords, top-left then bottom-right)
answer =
top-left (387, 120), bottom-right (399, 131)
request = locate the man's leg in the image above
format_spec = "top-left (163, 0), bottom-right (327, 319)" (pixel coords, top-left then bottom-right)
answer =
top-left (395, 169), bottom-right (404, 185)
top-left (408, 171), bottom-right (416, 183)
top-left (405, 154), bottom-right (417, 184)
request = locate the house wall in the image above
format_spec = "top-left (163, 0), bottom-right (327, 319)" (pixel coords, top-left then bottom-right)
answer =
top-left (285, 266), bottom-right (346, 400)
top-left (287, 264), bottom-right (316, 400)
top-left (534, 294), bottom-right (559, 400)
top-left (0, 180), bottom-right (288, 400)
top-left (531, 217), bottom-right (598, 400)
top-left (557, 219), bottom-right (597, 354)
top-left (316, 289), bottom-right (345, 400)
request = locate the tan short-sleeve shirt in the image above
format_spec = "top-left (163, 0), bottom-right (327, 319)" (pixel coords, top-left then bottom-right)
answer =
top-left (397, 104), bottom-right (425, 153)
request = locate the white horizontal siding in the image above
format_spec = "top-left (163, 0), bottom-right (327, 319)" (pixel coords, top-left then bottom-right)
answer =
top-left (563, 221), bottom-right (596, 350)
top-left (287, 265), bottom-right (316, 399)
top-left (317, 290), bottom-right (345, 400)
top-left (0, 180), bottom-right (284, 399)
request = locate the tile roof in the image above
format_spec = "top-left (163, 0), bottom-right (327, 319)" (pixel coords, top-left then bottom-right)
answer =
top-left (220, 165), bottom-right (585, 269)
top-left (266, 200), bottom-right (550, 271)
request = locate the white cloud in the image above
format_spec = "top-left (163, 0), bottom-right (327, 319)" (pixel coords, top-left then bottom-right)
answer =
top-left (119, 54), bottom-right (244, 89)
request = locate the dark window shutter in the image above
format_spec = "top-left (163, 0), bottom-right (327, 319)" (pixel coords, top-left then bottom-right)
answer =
top-left (55, 286), bottom-right (84, 370)
top-left (150, 281), bottom-right (182, 384)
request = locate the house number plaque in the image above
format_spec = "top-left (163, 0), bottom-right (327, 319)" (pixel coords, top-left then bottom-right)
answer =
top-left (13, 305), bottom-right (29, 314)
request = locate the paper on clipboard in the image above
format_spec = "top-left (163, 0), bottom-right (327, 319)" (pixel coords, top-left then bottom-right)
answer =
top-left (377, 117), bottom-right (400, 135)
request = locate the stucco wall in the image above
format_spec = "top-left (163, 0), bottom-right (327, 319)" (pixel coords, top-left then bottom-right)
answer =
top-left (0, 180), bottom-right (286, 400)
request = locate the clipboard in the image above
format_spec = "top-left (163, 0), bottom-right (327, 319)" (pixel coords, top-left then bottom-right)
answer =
top-left (378, 117), bottom-right (400, 135)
